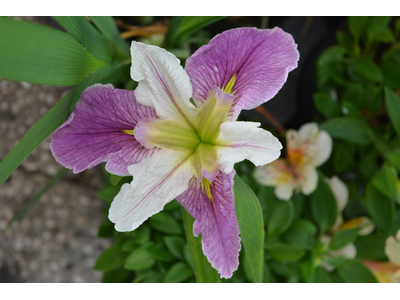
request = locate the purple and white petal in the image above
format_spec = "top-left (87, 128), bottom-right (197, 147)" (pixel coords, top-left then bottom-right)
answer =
top-left (216, 121), bottom-right (282, 174)
top-left (109, 149), bottom-right (195, 232)
top-left (130, 42), bottom-right (197, 127)
top-left (186, 27), bottom-right (299, 119)
top-left (50, 84), bottom-right (157, 176)
top-left (177, 170), bottom-right (241, 279)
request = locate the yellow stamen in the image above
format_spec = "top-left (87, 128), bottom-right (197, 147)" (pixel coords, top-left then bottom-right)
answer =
top-left (223, 74), bottom-right (237, 94)
top-left (200, 177), bottom-right (213, 202)
top-left (122, 129), bottom-right (134, 135)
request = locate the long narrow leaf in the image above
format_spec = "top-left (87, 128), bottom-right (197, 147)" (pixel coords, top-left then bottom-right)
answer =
top-left (89, 16), bottom-right (130, 60)
top-left (3, 167), bottom-right (67, 232)
top-left (175, 16), bottom-right (226, 46)
top-left (384, 86), bottom-right (400, 138)
top-left (233, 174), bottom-right (264, 283)
top-left (52, 16), bottom-right (115, 63)
top-left (0, 17), bottom-right (106, 85)
top-left (181, 207), bottom-right (221, 283)
top-left (0, 61), bottom-right (130, 186)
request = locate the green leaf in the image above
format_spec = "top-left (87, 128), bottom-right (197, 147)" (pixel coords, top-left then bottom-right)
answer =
top-left (365, 183), bottom-right (394, 233)
top-left (355, 234), bottom-right (388, 261)
top-left (233, 174), bottom-right (264, 283)
top-left (147, 243), bottom-right (174, 262)
top-left (372, 165), bottom-right (400, 204)
top-left (353, 57), bottom-right (383, 82)
top-left (96, 185), bottom-right (121, 204)
top-left (310, 172), bottom-right (338, 232)
top-left (97, 218), bottom-right (115, 238)
top-left (387, 149), bottom-right (400, 172)
top-left (341, 83), bottom-right (364, 107)
top-left (348, 16), bottom-right (368, 41)
top-left (163, 16), bottom-right (184, 48)
top-left (0, 17), bottom-right (106, 85)
top-left (164, 236), bottom-right (185, 260)
top-left (265, 242), bottom-right (306, 262)
top-left (384, 87), bottom-right (400, 138)
top-left (363, 84), bottom-right (382, 113)
top-left (262, 263), bottom-right (276, 283)
top-left (313, 92), bottom-right (340, 118)
top-left (109, 174), bottom-right (123, 186)
top-left (366, 16), bottom-right (395, 43)
top-left (316, 45), bottom-right (346, 87)
top-left (124, 243), bottom-right (156, 271)
top-left (174, 16), bottom-right (226, 46)
top-left (181, 208), bottom-right (221, 283)
top-left (319, 117), bottom-right (372, 145)
top-left (337, 259), bottom-right (378, 283)
top-left (267, 200), bottom-right (295, 236)
top-left (94, 243), bottom-right (128, 272)
top-left (0, 61), bottom-right (129, 186)
top-left (52, 16), bottom-right (115, 63)
top-left (329, 228), bottom-right (360, 250)
top-left (282, 218), bottom-right (317, 250)
top-left (163, 262), bottom-right (193, 283)
top-left (88, 16), bottom-right (130, 60)
top-left (102, 267), bottom-right (130, 283)
top-left (333, 142), bottom-right (356, 173)
top-left (381, 63), bottom-right (400, 90)
top-left (149, 211), bottom-right (182, 235)
top-left (312, 267), bottom-right (332, 283)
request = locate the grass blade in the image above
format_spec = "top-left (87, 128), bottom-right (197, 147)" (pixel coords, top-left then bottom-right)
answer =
top-left (0, 17), bottom-right (106, 85)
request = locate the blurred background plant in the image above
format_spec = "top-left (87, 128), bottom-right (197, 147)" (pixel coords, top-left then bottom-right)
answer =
top-left (0, 16), bottom-right (399, 283)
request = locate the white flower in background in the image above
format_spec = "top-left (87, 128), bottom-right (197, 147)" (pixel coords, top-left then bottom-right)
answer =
top-left (254, 123), bottom-right (332, 200)
top-left (326, 176), bottom-right (375, 235)
top-left (319, 234), bottom-right (357, 272)
top-left (363, 230), bottom-right (400, 283)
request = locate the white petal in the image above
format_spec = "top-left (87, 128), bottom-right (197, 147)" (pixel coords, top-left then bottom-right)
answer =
top-left (297, 122), bottom-right (319, 144)
top-left (385, 236), bottom-right (400, 266)
top-left (253, 159), bottom-right (290, 186)
top-left (301, 167), bottom-right (318, 195)
top-left (311, 130), bottom-right (332, 167)
top-left (325, 176), bottom-right (348, 212)
top-left (108, 149), bottom-right (194, 231)
top-left (216, 121), bottom-right (282, 174)
top-left (275, 183), bottom-right (294, 200)
top-left (130, 42), bottom-right (196, 127)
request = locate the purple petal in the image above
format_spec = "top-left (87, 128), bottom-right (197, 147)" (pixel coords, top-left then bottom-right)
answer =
top-left (186, 27), bottom-right (299, 119)
top-left (50, 84), bottom-right (157, 176)
top-left (177, 170), bottom-right (241, 278)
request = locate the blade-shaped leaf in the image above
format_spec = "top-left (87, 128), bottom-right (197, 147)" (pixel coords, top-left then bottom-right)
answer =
top-left (52, 16), bottom-right (115, 63)
top-left (88, 16), bottom-right (130, 60)
top-left (233, 174), bottom-right (264, 283)
top-left (0, 61), bottom-right (130, 186)
top-left (384, 86), bottom-right (400, 138)
top-left (181, 207), bottom-right (221, 283)
top-left (337, 259), bottom-right (378, 283)
top-left (0, 17), bottom-right (106, 85)
top-left (174, 16), bottom-right (226, 46)
top-left (319, 117), bottom-right (373, 145)
top-left (310, 172), bottom-right (338, 232)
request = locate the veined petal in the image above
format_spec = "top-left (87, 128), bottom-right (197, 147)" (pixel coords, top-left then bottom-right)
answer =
top-left (176, 170), bottom-right (241, 279)
top-left (185, 27), bottom-right (299, 119)
top-left (216, 121), bottom-right (282, 174)
top-left (50, 84), bottom-right (157, 176)
top-left (109, 149), bottom-right (195, 231)
top-left (130, 41), bottom-right (196, 128)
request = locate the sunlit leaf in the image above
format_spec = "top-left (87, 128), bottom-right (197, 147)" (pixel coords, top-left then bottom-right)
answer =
top-left (181, 207), bottom-right (221, 283)
top-left (0, 17), bottom-right (106, 85)
top-left (233, 174), bottom-right (264, 283)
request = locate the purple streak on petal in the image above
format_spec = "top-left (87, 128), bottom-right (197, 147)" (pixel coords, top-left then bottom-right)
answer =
top-left (186, 27), bottom-right (299, 119)
top-left (50, 84), bottom-right (158, 176)
top-left (177, 170), bottom-right (241, 279)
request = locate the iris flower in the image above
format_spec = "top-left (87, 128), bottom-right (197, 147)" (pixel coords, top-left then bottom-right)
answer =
top-left (253, 122), bottom-right (332, 200)
top-left (50, 27), bottom-right (299, 278)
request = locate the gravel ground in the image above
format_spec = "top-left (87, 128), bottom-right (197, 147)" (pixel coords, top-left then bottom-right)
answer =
top-left (0, 80), bottom-right (112, 282)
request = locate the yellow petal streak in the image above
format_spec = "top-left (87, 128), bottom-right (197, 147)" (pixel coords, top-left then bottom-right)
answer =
top-left (223, 74), bottom-right (237, 94)
top-left (200, 177), bottom-right (213, 202)
top-left (122, 129), bottom-right (134, 135)
top-left (192, 143), bottom-right (219, 180)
